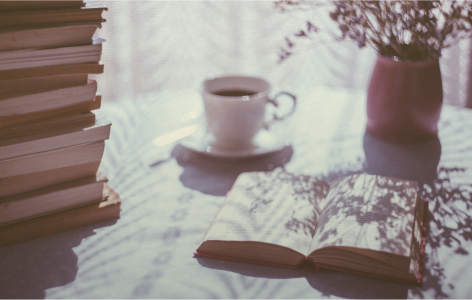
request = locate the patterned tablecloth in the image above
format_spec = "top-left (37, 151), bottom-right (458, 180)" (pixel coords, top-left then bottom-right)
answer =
top-left (1, 88), bottom-right (471, 299)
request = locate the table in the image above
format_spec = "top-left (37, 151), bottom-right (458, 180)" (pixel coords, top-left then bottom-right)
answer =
top-left (1, 88), bottom-right (472, 299)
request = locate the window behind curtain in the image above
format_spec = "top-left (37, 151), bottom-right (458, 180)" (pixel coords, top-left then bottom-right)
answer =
top-left (93, 1), bottom-right (472, 108)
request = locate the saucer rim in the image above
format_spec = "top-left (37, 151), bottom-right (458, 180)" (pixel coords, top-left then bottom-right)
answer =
top-left (179, 131), bottom-right (291, 158)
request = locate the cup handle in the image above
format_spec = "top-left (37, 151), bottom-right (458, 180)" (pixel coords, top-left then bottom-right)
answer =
top-left (264, 91), bottom-right (297, 129)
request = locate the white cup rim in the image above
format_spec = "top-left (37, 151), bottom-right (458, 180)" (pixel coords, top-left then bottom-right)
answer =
top-left (201, 75), bottom-right (271, 101)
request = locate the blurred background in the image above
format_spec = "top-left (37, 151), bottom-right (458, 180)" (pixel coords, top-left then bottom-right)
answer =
top-left (92, 0), bottom-right (472, 108)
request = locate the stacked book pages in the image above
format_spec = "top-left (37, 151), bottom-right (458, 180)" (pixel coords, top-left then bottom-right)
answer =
top-left (0, 0), bottom-right (121, 247)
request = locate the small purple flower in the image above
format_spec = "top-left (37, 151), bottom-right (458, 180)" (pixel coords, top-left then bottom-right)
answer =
top-left (276, 0), bottom-right (472, 61)
top-left (294, 30), bottom-right (307, 37)
top-left (357, 31), bottom-right (366, 48)
top-left (306, 21), bottom-right (318, 33)
top-left (285, 37), bottom-right (294, 48)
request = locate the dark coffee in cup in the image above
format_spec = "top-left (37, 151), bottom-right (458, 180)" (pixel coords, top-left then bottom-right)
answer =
top-left (212, 89), bottom-right (256, 97)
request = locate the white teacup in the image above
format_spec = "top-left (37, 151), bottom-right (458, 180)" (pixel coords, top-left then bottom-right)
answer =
top-left (201, 75), bottom-right (296, 150)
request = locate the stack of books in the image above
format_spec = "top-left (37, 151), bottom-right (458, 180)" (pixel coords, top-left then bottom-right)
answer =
top-left (0, 1), bottom-right (121, 247)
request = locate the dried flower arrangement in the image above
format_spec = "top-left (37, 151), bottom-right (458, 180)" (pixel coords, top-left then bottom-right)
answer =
top-left (276, 0), bottom-right (472, 62)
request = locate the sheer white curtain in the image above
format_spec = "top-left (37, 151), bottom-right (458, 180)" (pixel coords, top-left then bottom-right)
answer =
top-left (94, 1), bottom-right (472, 108)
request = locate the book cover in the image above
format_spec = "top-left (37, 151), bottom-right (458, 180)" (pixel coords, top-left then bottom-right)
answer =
top-left (0, 160), bottom-right (101, 198)
top-left (0, 1), bottom-right (85, 12)
top-left (0, 74), bottom-right (89, 96)
top-left (0, 94), bottom-right (101, 129)
top-left (0, 114), bottom-right (111, 160)
top-left (0, 140), bottom-right (105, 178)
top-left (0, 172), bottom-right (108, 226)
top-left (0, 36), bottom-right (104, 71)
top-left (0, 80), bottom-right (98, 117)
top-left (0, 112), bottom-right (95, 140)
top-left (0, 183), bottom-right (121, 248)
top-left (0, 1), bottom-right (107, 27)
top-left (0, 24), bottom-right (97, 52)
top-left (0, 63), bottom-right (104, 80)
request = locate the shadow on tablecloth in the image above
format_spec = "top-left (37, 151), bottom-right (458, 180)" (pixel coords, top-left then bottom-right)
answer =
top-left (173, 144), bottom-right (294, 196)
top-left (0, 219), bottom-right (117, 299)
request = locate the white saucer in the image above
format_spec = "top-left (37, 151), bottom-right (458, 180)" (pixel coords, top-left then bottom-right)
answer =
top-left (179, 127), bottom-right (293, 158)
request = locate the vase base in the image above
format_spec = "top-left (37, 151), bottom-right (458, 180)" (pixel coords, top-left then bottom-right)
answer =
top-left (365, 126), bottom-right (438, 143)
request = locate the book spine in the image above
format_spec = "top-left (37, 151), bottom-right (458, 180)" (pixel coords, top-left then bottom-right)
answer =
top-left (194, 250), bottom-right (300, 271)
top-left (0, 195), bottom-right (120, 247)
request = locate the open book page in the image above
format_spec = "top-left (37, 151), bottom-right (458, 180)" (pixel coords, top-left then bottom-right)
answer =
top-left (202, 170), bottom-right (330, 255)
top-left (308, 174), bottom-right (418, 259)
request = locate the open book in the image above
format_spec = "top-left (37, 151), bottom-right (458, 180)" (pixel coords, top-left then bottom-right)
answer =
top-left (195, 171), bottom-right (427, 285)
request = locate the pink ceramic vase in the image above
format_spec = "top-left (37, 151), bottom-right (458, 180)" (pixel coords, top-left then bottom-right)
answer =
top-left (366, 54), bottom-right (443, 142)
